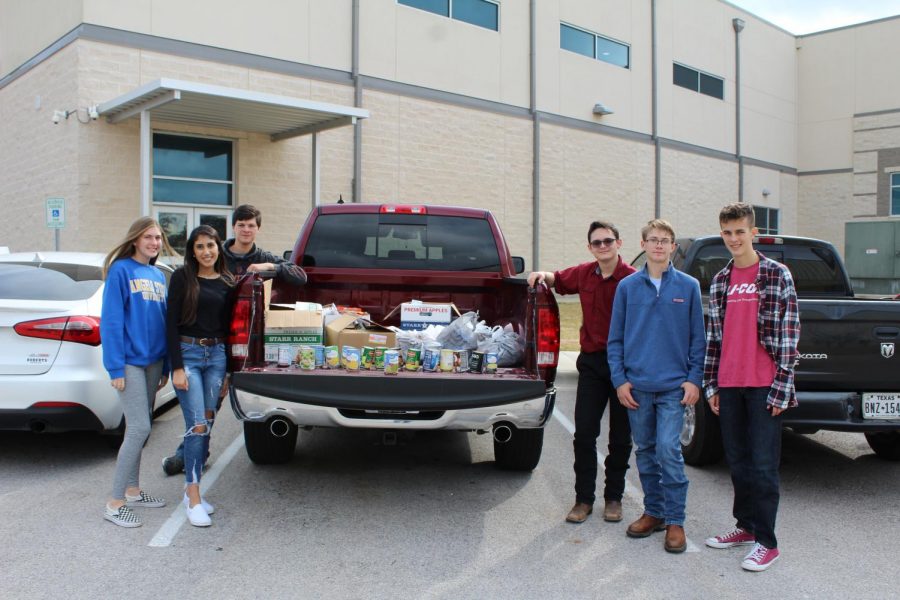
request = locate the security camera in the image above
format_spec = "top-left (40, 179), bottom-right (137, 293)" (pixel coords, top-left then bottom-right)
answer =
top-left (52, 111), bottom-right (61, 124)
top-left (88, 105), bottom-right (99, 120)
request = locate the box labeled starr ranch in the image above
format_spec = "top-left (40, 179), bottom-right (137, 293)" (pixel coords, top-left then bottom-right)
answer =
top-left (399, 302), bottom-right (455, 330)
top-left (264, 308), bottom-right (324, 363)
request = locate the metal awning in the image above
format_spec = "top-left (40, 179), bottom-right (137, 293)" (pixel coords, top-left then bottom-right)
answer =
top-left (97, 78), bottom-right (368, 141)
top-left (96, 78), bottom-right (368, 213)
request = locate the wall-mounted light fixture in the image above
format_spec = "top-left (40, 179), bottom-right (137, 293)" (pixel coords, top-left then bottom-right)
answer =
top-left (762, 187), bottom-right (771, 197)
top-left (593, 103), bottom-right (614, 116)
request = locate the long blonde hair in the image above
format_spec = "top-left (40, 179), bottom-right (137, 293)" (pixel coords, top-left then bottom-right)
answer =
top-left (103, 216), bottom-right (176, 278)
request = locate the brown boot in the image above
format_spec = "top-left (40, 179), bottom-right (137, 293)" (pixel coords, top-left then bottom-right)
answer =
top-left (565, 502), bottom-right (593, 523)
top-left (602, 500), bottom-right (623, 522)
top-left (664, 525), bottom-right (687, 553)
top-left (626, 514), bottom-right (666, 538)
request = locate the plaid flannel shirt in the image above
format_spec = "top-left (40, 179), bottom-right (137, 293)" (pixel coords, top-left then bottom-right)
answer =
top-left (703, 251), bottom-right (800, 409)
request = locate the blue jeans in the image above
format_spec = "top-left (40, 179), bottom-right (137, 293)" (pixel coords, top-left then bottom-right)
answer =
top-left (718, 387), bottom-right (784, 549)
top-left (628, 388), bottom-right (688, 526)
top-left (175, 342), bottom-right (226, 484)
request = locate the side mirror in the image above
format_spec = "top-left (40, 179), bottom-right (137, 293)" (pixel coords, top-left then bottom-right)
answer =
top-left (512, 256), bottom-right (525, 275)
top-left (283, 250), bottom-right (293, 261)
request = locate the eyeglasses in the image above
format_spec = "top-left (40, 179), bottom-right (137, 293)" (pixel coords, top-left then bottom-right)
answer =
top-left (645, 237), bottom-right (673, 246)
top-left (590, 238), bottom-right (618, 248)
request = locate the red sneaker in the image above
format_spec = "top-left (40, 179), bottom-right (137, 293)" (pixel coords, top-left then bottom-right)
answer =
top-left (741, 543), bottom-right (781, 571)
top-left (705, 527), bottom-right (755, 549)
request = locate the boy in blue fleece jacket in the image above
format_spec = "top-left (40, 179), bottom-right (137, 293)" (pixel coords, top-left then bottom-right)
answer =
top-left (607, 218), bottom-right (705, 553)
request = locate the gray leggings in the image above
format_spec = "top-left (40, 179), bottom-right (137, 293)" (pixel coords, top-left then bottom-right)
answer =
top-left (110, 361), bottom-right (163, 500)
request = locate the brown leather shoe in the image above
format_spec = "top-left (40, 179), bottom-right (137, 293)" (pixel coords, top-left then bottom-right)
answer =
top-left (626, 514), bottom-right (666, 538)
top-left (602, 500), bottom-right (623, 522)
top-left (565, 502), bottom-right (593, 523)
top-left (664, 525), bottom-right (687, 553)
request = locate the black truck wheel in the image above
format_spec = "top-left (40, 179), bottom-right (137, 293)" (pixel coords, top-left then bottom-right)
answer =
top-left (865, 431), bottom-right (900, 461)
top-left (493, 424), bottom-right (544, 471)
top-left (680, 401), bottom-right (724, 466)
top-left (244, 418), bottom-right (297, 464)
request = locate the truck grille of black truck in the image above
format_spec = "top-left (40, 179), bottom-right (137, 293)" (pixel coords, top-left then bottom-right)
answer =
top-left (338, 409), bottom-right (445, 421)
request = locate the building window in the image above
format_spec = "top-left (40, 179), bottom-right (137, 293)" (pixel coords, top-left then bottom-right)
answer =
top-left (398, 0), bottom-right (499, 31)
top-left (153, 133), bottom-right (233, 206)
top-left (673, 63), bottom-right (724, 99)
top-left (560, 23), bottom-right (630, 69)
top-left (754, 206), bottom-right (779, 234)
top-left (892, 172), bottom-right (900, 216)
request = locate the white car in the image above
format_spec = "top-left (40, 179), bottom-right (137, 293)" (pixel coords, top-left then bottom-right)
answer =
top-left (0, 252), bottom-right (176, 442)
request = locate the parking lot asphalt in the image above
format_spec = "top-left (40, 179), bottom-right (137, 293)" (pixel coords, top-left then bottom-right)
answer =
top-left (1, 353), bottom-right (899, 599)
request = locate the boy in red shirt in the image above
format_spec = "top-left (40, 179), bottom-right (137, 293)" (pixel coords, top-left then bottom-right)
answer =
top-left (703, 203), bottom-right (800, 572)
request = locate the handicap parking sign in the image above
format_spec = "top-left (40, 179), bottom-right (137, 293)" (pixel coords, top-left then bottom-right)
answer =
top-left (46, 198), bottom-right (65, 228)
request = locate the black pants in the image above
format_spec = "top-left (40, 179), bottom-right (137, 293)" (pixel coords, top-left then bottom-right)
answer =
top-left (718, 387), bottom-right (784, 549)
top-left (573, 351), bottom-right (633, 505)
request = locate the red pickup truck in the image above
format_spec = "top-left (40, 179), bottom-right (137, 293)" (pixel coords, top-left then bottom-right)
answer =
top-left (227, 204), bottom-right (560, 471)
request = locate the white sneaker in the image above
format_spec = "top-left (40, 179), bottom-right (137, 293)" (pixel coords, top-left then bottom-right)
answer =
top-left (186, 502), bottom-right (211, 527)
top-left (183, 493), bottom-right (215, 515)
top-left (104, 503), bottom-right (142, 528)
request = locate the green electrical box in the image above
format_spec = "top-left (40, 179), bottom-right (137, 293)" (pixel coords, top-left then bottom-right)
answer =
top-left (844, 221), bottom-right (900, 294)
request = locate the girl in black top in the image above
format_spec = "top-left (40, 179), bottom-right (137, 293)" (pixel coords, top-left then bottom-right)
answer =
top-left (166, 225), bottom-right (233, 527)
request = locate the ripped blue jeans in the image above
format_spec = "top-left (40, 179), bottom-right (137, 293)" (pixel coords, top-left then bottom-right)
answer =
top-left (176, 342), bottom-right (226, 484)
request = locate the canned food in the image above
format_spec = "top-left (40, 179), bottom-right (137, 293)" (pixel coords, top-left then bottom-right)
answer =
top-left (484, 351), bottom-right (498, 372)
top-left (422, 342), bottom-right (441, 372)
top-left (384, 349), bottom-right (400, 375)
top-left (468, 351), bottom-right (484, 373)
top-left (373, 346), bottom-right (386, 370)
top-left (456, 349), bottom-right (470, 373)
top-left (405, 347), bottom-right (422, 371)
top-left (439, 348), bottom-right (455, 372)
top-left (342, 345), bottom-right (361, 371)
top-left (361, 346), bottom-right (376, 370)
top-left (298, 346), bottom-right (316, 370)
top-left (312, 344), bottom-right (325, 367)
top-left (324, 346), bottom-right (340, 369)
top-left (277, 345), bottom-right (292, 367)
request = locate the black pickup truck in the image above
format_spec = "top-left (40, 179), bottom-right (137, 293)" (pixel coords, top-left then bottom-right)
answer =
top-left (634, 234), bottom-right (900, 464)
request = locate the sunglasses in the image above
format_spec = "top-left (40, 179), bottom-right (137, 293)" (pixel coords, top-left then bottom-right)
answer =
top-left (590, 238), bottom-right (618, 248)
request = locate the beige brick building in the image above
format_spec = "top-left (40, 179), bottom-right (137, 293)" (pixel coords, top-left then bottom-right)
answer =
top-left (1, 0), bottom-right (899, 270)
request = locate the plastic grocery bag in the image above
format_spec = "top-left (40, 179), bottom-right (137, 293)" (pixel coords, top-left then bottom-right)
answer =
top-left (436, 311), bottom-right (479, 350)
top-left (493, 323), bottom-right (525, 367)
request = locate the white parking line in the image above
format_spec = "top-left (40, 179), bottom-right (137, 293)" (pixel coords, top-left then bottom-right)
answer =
top-left (148, 433), bottom-right (245, 548)
top-left (552, 408), bottom-right (701, 553)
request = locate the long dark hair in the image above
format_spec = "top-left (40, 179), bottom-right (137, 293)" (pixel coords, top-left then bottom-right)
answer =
top-left (179, 225), bottom-right (234, 326)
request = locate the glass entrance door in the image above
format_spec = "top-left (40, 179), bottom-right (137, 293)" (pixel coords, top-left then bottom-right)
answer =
top-left (154, 206), bottom-right (232, 263)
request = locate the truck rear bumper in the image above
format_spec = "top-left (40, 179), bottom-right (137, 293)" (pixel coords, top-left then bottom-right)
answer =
top-left (785, 391), bottom-right (900, 433)
top-left (230, 383), bottom-right (556, 431)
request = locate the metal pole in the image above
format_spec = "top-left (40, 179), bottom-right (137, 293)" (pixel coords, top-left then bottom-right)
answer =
top-left (733, 18), bottom-right (745, 202)
top-left (312, 132), bottom-right (320, 207)
top-left (352, 0), bottom-right (362, 203)
top-left (530, 0), bottom-right (540, 271)
top-left (652, 0), bottom-right (661, 218)
top-left (140, 110), bottom-right (151, 216)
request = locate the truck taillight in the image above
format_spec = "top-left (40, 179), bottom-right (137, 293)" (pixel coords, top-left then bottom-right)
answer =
top-left (14, 316), bottom-right (101, 346)
top-left (229, 298), bottom-right (251, 360)
top-left (536, 306), bottom-right (560, 367)
top-left (380, 204), bottom-right (427, 214)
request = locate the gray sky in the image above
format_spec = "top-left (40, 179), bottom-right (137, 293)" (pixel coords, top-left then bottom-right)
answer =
top-left (728, 0), bottom-right (900, 34)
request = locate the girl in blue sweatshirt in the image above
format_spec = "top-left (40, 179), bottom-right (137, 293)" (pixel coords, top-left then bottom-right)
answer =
top-left (100, 217), bottom-right (174, 528)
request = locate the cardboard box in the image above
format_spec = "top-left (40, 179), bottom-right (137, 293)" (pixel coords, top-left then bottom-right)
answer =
top-left (325, 314), bottom-right (396, 349)
top-left (264, 308), bottom-right (324, 362)
top-left (400, 302), bottom-right (455, 330)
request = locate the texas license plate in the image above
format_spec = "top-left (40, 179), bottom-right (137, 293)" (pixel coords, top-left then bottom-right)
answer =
top-left (862, 393), bottom-right (900, 419)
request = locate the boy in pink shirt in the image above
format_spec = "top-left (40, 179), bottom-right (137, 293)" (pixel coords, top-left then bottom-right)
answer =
top-left (702, 203), bottom-right (800, 572)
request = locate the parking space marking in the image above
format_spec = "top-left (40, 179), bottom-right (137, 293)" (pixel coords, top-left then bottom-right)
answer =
top-left (552, 408), bottom-right (701, 553)
top-left (148, 433), bottom-right (245, 548)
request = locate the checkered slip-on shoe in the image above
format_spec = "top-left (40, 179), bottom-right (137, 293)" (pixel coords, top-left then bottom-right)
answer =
top-left (104, 504), bottom-right (142, 528)
top-left (125, 491), bottom-right (166, 508)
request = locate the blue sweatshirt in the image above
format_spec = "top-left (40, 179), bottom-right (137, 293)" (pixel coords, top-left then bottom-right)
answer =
top-left (607, 263), bottom-right (705, 392)
top-left (101, 258), bottom-right (169, 379)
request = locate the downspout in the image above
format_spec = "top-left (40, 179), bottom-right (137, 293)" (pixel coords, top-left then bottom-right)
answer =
top-left (733, 18), bottom-right (745, 202)
top-left (352, 0), bottom-right (362, 202)
top-left (531, 0), bottom-right (540, 270)
top-left (652, 0), bottom-right (660, 218)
